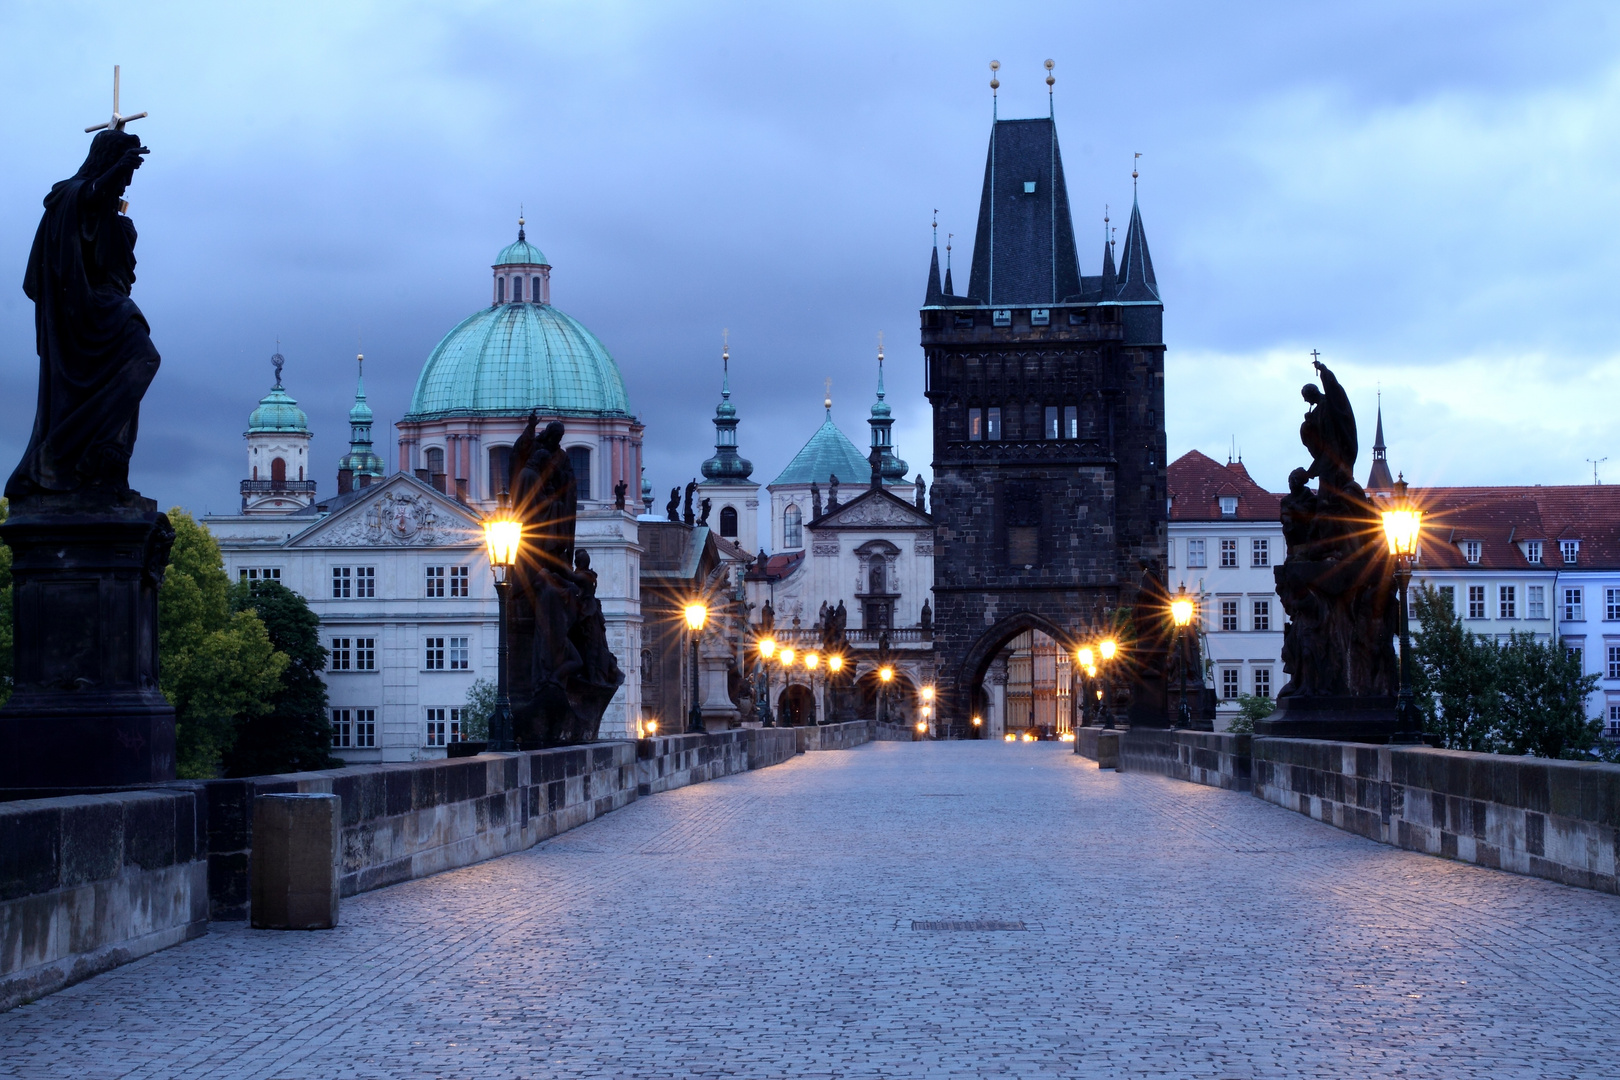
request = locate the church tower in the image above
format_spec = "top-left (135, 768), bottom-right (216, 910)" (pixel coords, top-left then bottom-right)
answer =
top-left (241, 351), bottom-right (316, 514)
top-left (866, 341), bottom-right (909, 488)
top-left (923, 85), bottom-right (1169, 731)
top-left (337, 353), bottom-right (385, 494)
top-left (697, 337), bottom-right (759, 550)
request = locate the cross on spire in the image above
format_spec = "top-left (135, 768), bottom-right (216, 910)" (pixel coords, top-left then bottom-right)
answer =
top-left (85, 65), bottom-right (147, 133)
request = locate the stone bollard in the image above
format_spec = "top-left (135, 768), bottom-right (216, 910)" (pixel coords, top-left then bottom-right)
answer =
top-left (1096, 732), bottom-right (1120, 770)
top-left (251, 793), bottom-right (340, 930)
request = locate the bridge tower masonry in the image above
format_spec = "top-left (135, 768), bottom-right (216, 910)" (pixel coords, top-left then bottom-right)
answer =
top-left (922, 113), bottom-right (1169, 731)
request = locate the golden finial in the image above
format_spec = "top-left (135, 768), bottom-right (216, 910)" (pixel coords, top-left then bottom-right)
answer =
top-left (989, 59), bottom-right (1000, 92)
top-left (1045, 58), bottom-right (1055, 87)
top-left (722, 326), bottom-right (730, 362)
top-left (1133, 151), bottom-right (1141, 181)
top-left (877, 330), bottom-right (885, 363)
top-left (824, 377), bottom-right (833, 412)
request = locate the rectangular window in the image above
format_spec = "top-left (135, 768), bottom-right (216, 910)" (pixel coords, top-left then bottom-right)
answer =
top-left (1499, 585), bottom-right (1517, 620)
top-left (1609, 645), bottom-right (1620, 680)
top-left (1253, 668), bottom-right (1272, 699)
top-left (1438, 585), bottom-right (1456, 616)
top-left (1527, 585), bottom-right (1545, 620)
top-left (355, 637), bottom-right (376, 671)
top-left (968, 408), bottom-right (983, 441)
top-left (1220, 599), bottom-right (1239, 632)
top-left (1608, 588), bottom-right (1620, 621)
top-left (1030, 308), bottom-right (1050, 326)
top-left (331, 709), bottom-right (351, 748)
top-left (1525, 540), bottom-right (1542, 564)
top-left (1221, 668), bottom-right (1240, 700)
top-left (1608, 702), bottom-right (1620, 736)
top-left (238, 567), bottom-right (282, 582)
top-left (1563, 540), bottom-right (1580, 565)
top-left (330, 637), bottom-right (351, 671)
top-left (1044, 406), bottom-right (1059, 440)
top-left (1064, 405), bottom-right (1077, 439)
top-left (1468, 585), bottom-right (1486, 619)
top-left (1220, 539), bottom-right (1238, 568)
top-left (355, 709), bottom-right (376, 748)
top-left (426, 709), bottom-right (446, 747)
top-left (424, 637), bottom-right (445, 670)
top-left (1568, 644), bottom-right (1584, 669)
top-left (1187, 539), bottom-right (1207, 568)
top-left (450, 566), bottom-right (469, 598)
top-left (330, 708), bottom-right (373, 748)
top-left (449, 636), bottom-right (469, 670)
top-left (355, 566), bottom-right (375, 598)
top-left (331, 566), bottom-right (351, 598)
top-left (986, 407), bottom-right (1002, 440)
top-left (1252, 600), bottom-right (1270, 632)
top-left (426, 566), bottom-right (445, 598)
top-left (1219, 496), bottom-right (1238, 517)
top-left (1565, 587), bottom-right (1585, 621)
top-left (1461, 541), bottom-right (1481, 564)
top-left (1167, 539), bottom-right (1176, 568)
top-left (992, 309), bottom-right (1012, 327)
top-left (1251, 538), bottom-right (1269, 567)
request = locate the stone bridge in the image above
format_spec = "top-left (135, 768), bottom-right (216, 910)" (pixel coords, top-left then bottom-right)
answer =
top-left (3, 725), bottom-right (1619, 1078)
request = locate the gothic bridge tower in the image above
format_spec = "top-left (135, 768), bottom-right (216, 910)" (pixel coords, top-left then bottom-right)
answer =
top-left (923, 109), bottom-right (1169, 731)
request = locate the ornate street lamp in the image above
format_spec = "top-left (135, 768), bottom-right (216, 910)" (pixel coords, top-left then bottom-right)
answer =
top-left (805, 650), bottom-right (821, 725)
top-left (826, 654), bottom-right (843, 724)
top-left (684, 603), bottom-right (708, 734)
top-left (482, 500), bottom-right (522, 752)
top-left (1098, 637), bottom-right (1118, 730)
top-left (756, 636), bottom-right (777, 727)
top-left (1075, 645), bottom-right (1095, 738)
top-left (877, 664), bottom-right (894, 726)
top-left (1381, 475), bottom-right (1424, 744)
top-left (1170, 584), bottom-right (1195, 730)
top-left (779, 646), bottom-right (797, 725)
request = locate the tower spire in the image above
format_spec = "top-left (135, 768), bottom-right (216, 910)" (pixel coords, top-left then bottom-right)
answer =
top-left (1364, 390), bottom-right (1395, 493)
top-left (701, 331), bottom-right (752, 485)
top-left (1045, 59), bottom-right (1054, 118)
top-left (989, 60), bottom-right (1000, 120)
top-left (944, 233), bottom-right (955, 296)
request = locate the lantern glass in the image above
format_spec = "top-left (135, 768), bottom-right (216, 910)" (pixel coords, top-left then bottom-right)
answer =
top-left (1382, 508), bottom-right (1423, 557)
top-left (828, 655), bottom-right (843, 673)
top-left (683, 604), bottom-right (707, 631)
top-left (1077, 646), bottom-right (1094, 667)
top-left (484, 519), bottom-right (522, 570)
top-left (1100, 639), bottom-right (1117, 661)
top-left (759, 637), bottom-right (776, 659)
top-left (780, 647), bottom-right (796, 666)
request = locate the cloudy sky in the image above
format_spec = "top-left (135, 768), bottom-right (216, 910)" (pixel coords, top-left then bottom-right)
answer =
top-left (3, 2), bottom-right (1619, 525)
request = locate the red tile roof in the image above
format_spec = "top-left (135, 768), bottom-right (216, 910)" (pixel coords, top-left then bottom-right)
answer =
top-left (1167, 451), bottom-right (1282, 521)
top-left (745, 550), bottom-right (805, 581)
top-left (1409, 485), bottom-right (1620, 571)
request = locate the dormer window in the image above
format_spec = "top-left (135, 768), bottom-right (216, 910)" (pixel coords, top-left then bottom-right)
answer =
top-left (1563, 539), bottom-right (1580, 565)
top-left (1023, 181), bottom-right (1037, 193)
top-left (1461, 540), bottom-right (1481, 564)
top-left (992, 309), bottom-right (1012, 327)
top-left (1219, 496), bottom-right (1237, 517)
top-left (1031, 309), bottom-right (1050, 326)
top-left (1525, 540), bottom-right (1542, 564)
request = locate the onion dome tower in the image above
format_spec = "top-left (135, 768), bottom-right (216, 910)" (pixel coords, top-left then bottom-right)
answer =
top-left (337, 353), bottom-right (385, 494)
top-left (242, 351), bottom-right (316, 514)
top-left (866, 338), bottom-right (909, 486)
top-left (697, 336), bottom-right (759, 548)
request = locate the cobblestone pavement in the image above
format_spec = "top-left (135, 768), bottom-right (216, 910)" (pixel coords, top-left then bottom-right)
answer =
top-left (5, 743), bottom-right (1620, 1079)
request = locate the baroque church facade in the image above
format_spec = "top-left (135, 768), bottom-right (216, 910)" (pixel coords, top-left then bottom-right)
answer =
top-left (205, 226), bottom-right (647, 760)
top-left (923, 107), bottom-right (1171, 733)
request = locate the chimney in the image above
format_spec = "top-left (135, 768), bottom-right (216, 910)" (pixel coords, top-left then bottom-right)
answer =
top-left (415, 468), bottom-right (430, 483)
top-left (358, 474), bottom-right (372, 489)
top-left (337, 467), bottom-right (354, 495)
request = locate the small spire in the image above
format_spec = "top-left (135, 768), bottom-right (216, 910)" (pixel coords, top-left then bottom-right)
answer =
top-left (518, 204), bottom-right (526, 243)
top-left (989, 60), bottom-right (1000, 120)
top-left (944, 232), bottom-right (955, 296)
top-left (876, 332), bottom-right (886, 400)
top-left (1045, 59), bottom-right (1055, 118)
top-left (932, 208), bottom-right (938, 247)
top-left (824, 377), bottom-right (833, 415)
top-left (1133, 152), bottom-right (1141, 193)
top-left (721, 328), bottom-right (731, 399)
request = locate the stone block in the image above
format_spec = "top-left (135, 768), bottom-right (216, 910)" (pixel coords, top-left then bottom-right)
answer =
top-left (1096, 732), bottom-right (1120, 770)
top-left (251, 794), bottom-right (339, 931)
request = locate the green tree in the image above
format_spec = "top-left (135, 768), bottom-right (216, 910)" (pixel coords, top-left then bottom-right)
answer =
top-left (1224, 693), bottom-right (1275, 734)
top-left (461, 678), bottom-right (495, 742)
top-left (1492, 631), bottom-right (1601, 760)
top-left (1410, 585), bottom-right (1499, 752)
top-left (159, 510), bottom-right (286, 778)
top-left (222, 579), bottom-right (340, 777)
top-left (0, 498), bottom-right (11, 709)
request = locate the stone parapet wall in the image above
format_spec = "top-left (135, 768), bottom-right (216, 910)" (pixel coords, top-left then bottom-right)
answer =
top-left (1, 789), bottom-right (209, 1013)
top-left (635, 728), bottom-right (797, 795)
top-left (796, 721), bottom-right (876, 752)
top-left (1254, 739), bottom-right (1620, 894)
top-left (873, 723), bottom-right (914, 741)
top-left (1120, 730), bottom-right (1252, 792)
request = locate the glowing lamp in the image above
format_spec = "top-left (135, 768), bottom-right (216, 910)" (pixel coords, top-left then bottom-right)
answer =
top-left (1099, 639), bottom-right (1117, 661)
top-left (921, 685), bottom-right (935, 703)
top-left (1004, 733), bottom-right (1016, 742)
top-left (483, 516), bottom-right (522, 584)
top-left (646, 719), bottom-right (658, 735)
top-left (683, 604), bottom-right (707, 631)
top-left (805, 652), bottom-right (819, 670)
top-left (1086, 665), bottom-right (1098, 679)
top-left (1170, 584), bottom-right (1194, 628)
top-left (759, 637), bottom-right (777, 659)
top-left (921, 705), bottom-right (931, 718)
top-left (828, 655), bottom-right (843, 673)
top-left (879, 666), bottom-right (894, 683)
top-left (1077, 646), bottom-right (1094, 668)
top-left (1381, 476), bottom-right (1423, 557)
top-left (971, 716), bottom-right (982, 727)
top-left (916, 721), bottom-right (928, 733)
top-left (780, 647), bottom-right (796, 666)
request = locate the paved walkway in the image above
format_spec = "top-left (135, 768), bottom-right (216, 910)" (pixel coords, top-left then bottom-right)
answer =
top-left (4, 743), bottom-right (1620, 1079)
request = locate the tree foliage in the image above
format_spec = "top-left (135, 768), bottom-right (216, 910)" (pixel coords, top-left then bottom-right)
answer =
top-left (461, 678), bottom-right (495, 742)
top-left (1224, 693), bottom-right (1275, 734)
top-left (222, 579), bottom-right (340, 777)
top-left (159, 510), bottom-right (286, 778)
top-left (1410, 584), bottom-right (1602, 759)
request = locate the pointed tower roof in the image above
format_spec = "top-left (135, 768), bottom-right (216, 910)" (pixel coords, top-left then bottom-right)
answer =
top-left (1115, 193), bottom-right (1159, 301)
top-left (700, 338), bottom-right (754, 485)
top-left (770, 393), bottom-right (879, 488)
top-left (924, 244), bottom-right (943, 306)
top-left (338, 353), bottom-right (385, 479)
top-left (1100, 222), bottom-right (1116, 295)
top-left (965, 117), bottom-right (1081, 305)
top-left (1365, 396), bottom-right (1394, 493)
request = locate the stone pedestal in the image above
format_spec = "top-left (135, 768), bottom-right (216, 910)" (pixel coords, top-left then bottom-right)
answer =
top-left (0, 494), bottom-right (176, 788)
top-left (251, 793), bottom-right (340, 930)
top-left (1255, 695), bottom-right (1398, 743)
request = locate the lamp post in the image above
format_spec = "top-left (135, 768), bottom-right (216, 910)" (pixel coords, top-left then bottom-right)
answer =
top-left (779, 647), bottom-right (797, 725)
top-left (1170, 584), bottom-right (1195, 730)
top-left (482, 502), bottom-right (522, 752)
top-left (805, 650), bottom-right (821, 725)
top-left (757, 636), bottom-right (777, 727)
top-left (684, 603), bottom-right (707, 734)
top-left (826, 653), bottom-right (843, 724)
top-left (1098, 637), bottom-right (1118, 730)
top-left (1381, 475), bottom-right (1424, 744)
top-left (920, 685), bottom-right (935, 737)
top-left (877, 664), bottom-right (894, 726)
top-left (1076, 646), bottom-right (1095, 732)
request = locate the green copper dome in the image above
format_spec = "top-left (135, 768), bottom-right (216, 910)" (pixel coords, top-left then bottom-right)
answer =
top-left (771, 412), bottom-right (883, 487)
top-left (406, 302), bottom-right (631, 420)
top-left (496, 234), bottom-right (548, 266)
top-left (248, 358), bottom-right (309, 434)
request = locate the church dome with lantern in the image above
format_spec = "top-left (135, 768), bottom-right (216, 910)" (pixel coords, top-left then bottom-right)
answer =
top-left (403, 223), bottom-right (631, 421)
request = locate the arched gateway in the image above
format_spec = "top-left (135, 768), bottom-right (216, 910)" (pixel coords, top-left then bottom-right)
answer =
top-left (922, 110), bottom-right (1172, 734)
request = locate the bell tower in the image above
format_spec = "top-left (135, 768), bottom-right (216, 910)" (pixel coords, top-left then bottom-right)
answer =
top-left (242, 351), bottom-right (316, 514)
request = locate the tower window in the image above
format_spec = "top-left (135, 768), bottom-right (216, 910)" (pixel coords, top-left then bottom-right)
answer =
top-left (567, 447), bottom-right (592, 501)
top-left (1044, 407), bottom-right (1059, 440)
top-left (1031, 308), bottom-right (1050, 326)
top-left (532, 275), bottom-right (542, 302)
top-left (488, 446), bottom-right (511, 499)
top-left (968, 408), bottom-right (983, 441)
top-left (512, 275), bottom-right (523, 302)
top-left (784, 504), bottom-right (803, 549)
top-left (992, 310), bottom-right (1012, 327)
top-left (720, 505), bottom-right (738, 538)
top-left (987, 407), bottom-right (1002, 440)
top-left (1064, 405), bottom-right (1077, 439)
top-left (270, 457), bottom-right (286, 484)
top-left (425, 447), bottom-right (446, 493)
top-left (497, 277), bottom-right (505, 303)
top-left (1023, 181), bottom-right (1037, 194)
